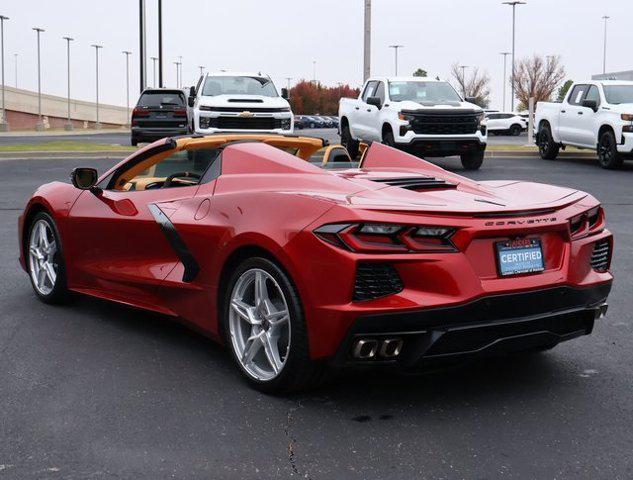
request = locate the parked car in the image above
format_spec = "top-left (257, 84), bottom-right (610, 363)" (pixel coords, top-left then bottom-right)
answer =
top-left (19, 134), bottom-right (613, 392)
top-left (486, 112), bottom-right (527, 136)
top-left (318, 116), bottom-right (335, 128)
top-left (189, 71), bottom-right (293, 134)
top-left (339, 76), bottom-right (487, 169)
top-left (329, 116), bottom-right (340, 128)
top-left (130, 88), bottom-right (191, 146)
top-left (309, 116), bottom-right (328, 128)
top-left (294, 115), bottom-right (307, 129)
top-left (535, 80), bottom-right (633, 169)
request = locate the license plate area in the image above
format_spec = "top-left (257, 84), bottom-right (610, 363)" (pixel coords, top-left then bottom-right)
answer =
top-left (495, 238), bottom-right (545, 276)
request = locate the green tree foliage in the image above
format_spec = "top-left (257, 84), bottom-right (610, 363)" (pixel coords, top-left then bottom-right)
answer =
top-left (288, 81), bottom-right (361, 115)
top-left (557, 79), bottom-right (574, 101)
top-left (413, 68), bottom-right (428, 77)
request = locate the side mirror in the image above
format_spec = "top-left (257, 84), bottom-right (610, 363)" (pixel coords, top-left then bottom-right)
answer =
top-left (188, 96), bottom-right (195, 108)
top-left (70, 167), bottom-right (99, 191)
top-left (582, 99), bottom-right (598, 112)
top-left (281, 88), bottom-right (289, 99)
top-left (465, 96), bottom-right (478, 104)
top-left (366, 96), bottom-right (382, 109)
top-left (189, 86), bottom-right (196, 97)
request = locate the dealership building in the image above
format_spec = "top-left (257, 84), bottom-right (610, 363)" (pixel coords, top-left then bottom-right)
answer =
top-left (592, 70), bottom-right (633, 81)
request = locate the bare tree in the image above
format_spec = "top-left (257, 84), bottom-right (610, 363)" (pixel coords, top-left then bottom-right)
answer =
top-left (511, 55), bottom-right (566, 111)
top-left (450, 63), bottom-right (491, 108)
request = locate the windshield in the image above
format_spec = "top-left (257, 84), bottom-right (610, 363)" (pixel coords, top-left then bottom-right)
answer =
top-left (603, 85), bottom-right (633, 104)
top-left (137, 91), bottom-right (185, 107)
top-left (202, 76), bottom-right (278, 97)
top-left (388, 81), bottom-right (462, 103)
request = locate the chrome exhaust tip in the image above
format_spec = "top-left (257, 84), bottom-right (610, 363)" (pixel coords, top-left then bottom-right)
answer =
top-left (352, 339), bottom-right (378, 359)
top-left (595, 303), bottom-right (608, 320)
top-left (379, 338), bottom-right (403, 358)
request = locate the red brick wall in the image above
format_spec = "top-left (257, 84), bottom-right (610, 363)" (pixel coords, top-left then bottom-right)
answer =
top-left (5, 109), bottom-right (122, 130)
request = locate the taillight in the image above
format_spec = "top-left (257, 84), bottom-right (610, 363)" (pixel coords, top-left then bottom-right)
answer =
top-left (132, 107), bottom-right (150, 117)
top-left (174, 108), bottom-right (187, 117)
top-left (570, 206), bottom-right (604, 239)
top-left (314, 223), bottom-right (456, 253)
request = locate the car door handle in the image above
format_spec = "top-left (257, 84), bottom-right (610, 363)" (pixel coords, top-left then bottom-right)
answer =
top-left (561, 110), bottom-right (566, 113)
top-left (578, 111), bottom-right (583, 115)
top-left (354, 107), bottom-right (360, 110)
top-left (366, 109), bottom-right (371, 112)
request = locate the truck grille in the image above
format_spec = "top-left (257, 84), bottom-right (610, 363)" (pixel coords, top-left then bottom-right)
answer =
top-left (405, 111), bottom-right (479, 135)
top-left (590, 239), bottom-right (611, 272)
top-left (207, 117), bottom-right (282, 130)
top-left (353, 263), bottom-right (403, 302)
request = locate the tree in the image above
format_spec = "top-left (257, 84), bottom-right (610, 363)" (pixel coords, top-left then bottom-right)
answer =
top-left (511, 54), bottom-right (566, 111)
top-left (557, 79), bottom-right (574, 102)
top-left (288, 80), bottom-right (360, 115)
top-left (413, 68), bottom-right (428, 77)
top-left (450, 63), bottom-right (491, 108)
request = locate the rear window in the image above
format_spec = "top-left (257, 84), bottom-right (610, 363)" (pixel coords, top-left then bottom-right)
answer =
top-left (137, 91), bottom-right (185, 108)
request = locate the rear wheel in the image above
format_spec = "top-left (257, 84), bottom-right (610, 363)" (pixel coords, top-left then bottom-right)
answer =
top-left (27, 212), bottom-right (69, 304)
top-left (460, 149), bottom-right (485, 170)
top-left (597, 129), bottom-right (623, 169)
top-left (510, 124), bottom-right (522, 136)
top-left (537, 124), bottom-right (559, 160)
top-left (341, 123), bottom-right (360, 159)
top-left (382, 128), bottom-right (396, 147)
top-left (223, 257), bottom-right (326, 393)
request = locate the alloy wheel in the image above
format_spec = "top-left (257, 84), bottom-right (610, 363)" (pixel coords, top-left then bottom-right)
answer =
top-left (598, 136), bottom-right (613, 164)
top-left (28, 219), bottom-right (58, 296)
top-left (228, 268), bottom-right (291, 381)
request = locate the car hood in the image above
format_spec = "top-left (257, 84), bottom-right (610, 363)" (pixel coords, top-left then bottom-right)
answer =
top-left (607, 103), bottom-right (633, 114)
top-left (198, 94), bottom-right (290, 109)
top-left (395, 100), bottom-right (482, 112)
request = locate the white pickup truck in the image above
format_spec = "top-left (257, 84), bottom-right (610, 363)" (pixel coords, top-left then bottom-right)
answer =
top-left (535, 80), bottom-right (633, 169)
top-left (338, 77), bottom-right (487, 170)
top-left (188, 72), bottom-right (293, 134)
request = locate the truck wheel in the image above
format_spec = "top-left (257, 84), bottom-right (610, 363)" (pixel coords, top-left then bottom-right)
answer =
top-left (537, 125), bottom-right (559, 160)
top-left (341, 124), bottom-right (360, 159)
top-left (597, 130), bottom-right (623, 169)
top-left (460, 150), bottom-right (484, 170)
top-left (131, 137), bottom-right (138, 146)
top-left (382, 129), bottom-right (396, 147)
top-left (510, 124), bottom-right (522, 136)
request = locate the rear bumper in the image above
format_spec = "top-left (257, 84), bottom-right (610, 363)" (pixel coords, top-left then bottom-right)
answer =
top-left (132, 126), bottom-right (189, 141)
top-left (330, 283), bottom-right (611, 369)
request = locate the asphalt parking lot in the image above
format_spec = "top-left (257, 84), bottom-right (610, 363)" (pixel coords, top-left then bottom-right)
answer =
top-left (1, 146), bottom-right (632, 479)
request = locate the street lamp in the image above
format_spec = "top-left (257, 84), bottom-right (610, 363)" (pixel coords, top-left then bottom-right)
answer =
top-left (13, 53), bottom-right (17, 88)
top-left (0, 15), bottom-right (9, 132)
top-left (91, 44), bottom-right (103, 129)
top-left (150, 56), bottom-right (157, 87)
top-left (285, 77), bottom-right (292, 91)
top-left (198, 65), bottom-right (204, 77)
top-left (388, 45), bottom-right (404, 76)
top-left (459, 65), bottom-right (469, 97)
top-left (178, 55), bottom-right (182, 88)
top-left (173, 61), bottom-right (181, 88)
top-left (123, 51), bottom-right (131, 127)
top-left (62, 36), bottom-right (74, 131)
top-left (312, 60), bottom-right (316, 83)
top-left (500, 52), bottom-right (510, 111)
top-left (602, 15), bottom-right (610, 74)
top-left (33, 27), bottom-right (45, 131)
top-left (502, 0), bottom-right (526, 111)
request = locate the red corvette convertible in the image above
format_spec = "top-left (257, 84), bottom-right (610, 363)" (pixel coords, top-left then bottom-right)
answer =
top-left (19, 134), bottom-right (613, 392)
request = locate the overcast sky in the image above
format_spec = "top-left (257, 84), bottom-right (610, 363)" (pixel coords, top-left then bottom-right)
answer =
top-left (2, 0), bottom-right (632, 110)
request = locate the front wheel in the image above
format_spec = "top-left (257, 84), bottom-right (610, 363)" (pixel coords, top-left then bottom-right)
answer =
top-left (460, 149), bottom-right (485, 170)
top-left (223, 257), bottom-right (326, 393)
top-left (341, 124), bottom-right (360, 159)
top-left (537, 124), bottom-right (559, 160)
top-left (597, 130), bottom-right (623, 169)
top-left (27, 212), bottom-right (70, 304)
top-left (510, 124), bottom-right (522, 136)
top-left (382, 129), bottom-right (396, 147)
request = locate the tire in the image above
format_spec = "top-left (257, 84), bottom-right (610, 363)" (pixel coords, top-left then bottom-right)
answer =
top-left (222, 257), bottom-right (326, 393)
top-left (510, 124), bottom-right (522, 136)
top-left (26, 212), bottom-right (70, 304)
top-left (460, 149), bottom-right (485, 170)
top-left (341, 123), bottom-right (360, 159)
top-left (537, 124), bottom-right (559, 160)
top-left (597, 129), bottom-right (623, 169)
top-left (310, 122), bottom-right (315, 128)
top-left (382, 129), bottom-right (396, 147)
top-left (131, 137), bottom-right (138, 146)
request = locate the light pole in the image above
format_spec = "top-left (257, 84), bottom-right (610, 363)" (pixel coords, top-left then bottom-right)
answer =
top-left (123, 51), bottom-right (131, 127)
top-left (13, 53), bottom-right (17, 88)
top-left (459, 65), bottom-right (469, 97)
top-left (602, 15), bottom-right (610, 74)
top-left (91, 44), bottom-right (103, 129)
top-left (198, 65), bottom-right (204, 77)
top-left (0, 15), bottom-right (9, 131)
top-left (178, 55), bottom-right (182, 88)
top-left (502, 1), bottom-right (526, 112)
top-left (285, 77), bottom-right (292, 91)
top-left (500, 52), bottom-right (510, 111)
top-left (139, 0), bottom-right (146, 93)
top-left (363, 0), bottom-right (371, 81)
top-left (33, 27), bottom-right (45, 131)
top-left (312, 60), bottom-right (316, 83)
top-left (388, 45), bottom-right (404, 76)
top-left (174, 61), bottom-right (181, 88)
top-left (150, 56), bottom-right (157, 87)
top-left (63, 36), bottom-right (74, 131)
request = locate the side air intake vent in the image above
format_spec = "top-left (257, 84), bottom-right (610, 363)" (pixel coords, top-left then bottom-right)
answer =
top-left (353, 263), bottom-right (403, 301)
top-left (590, 239), bottom-right (611, 272)
top-left (371, 177), bottom-right (456, 190)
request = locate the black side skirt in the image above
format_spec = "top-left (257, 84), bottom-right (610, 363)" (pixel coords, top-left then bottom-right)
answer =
top-left (148, 204), bottom-right (200, 283)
